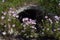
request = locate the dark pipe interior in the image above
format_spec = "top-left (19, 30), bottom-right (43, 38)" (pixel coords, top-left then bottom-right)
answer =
top-left (18, 9), bottom-right (37, 23)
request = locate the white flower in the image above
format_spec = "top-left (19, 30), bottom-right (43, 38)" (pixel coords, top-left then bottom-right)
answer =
top-left (26, 36), bottom-right (29, 38)
top-left (31, 21), bottom-right (36, 24)
top-left (2, 12), bottom-right (7, 15)
top-left (22, 18), bottom-right (36, 26)
top-left (29, 19), bottom-right (36, 24)
top-left (47, 28), bottom-right (49, 31)
top-left (2, 31), bottom-right (6, 35)
top-left (1, 16), bottom-right (5, 20)
top-left (41, 32), bottom-right (44, 35)
top-left (56, 21), bottom-right (59, 23)
top-left (8, 28), bottom-right (14, 34)
top-left (45, 16), bottom-right (48, 19)
top-left (23, 24), bottom-right (26, 27)
top-left (30, 35), bottom-right (33, 38)
top-left (11, 11), bottom-right (15, 14)
top-left (8, 10), bottom-right (12, 14)
top-left (12, 24), bottom-right (15, 27)
top-left (22, 18), bottom-right (29, 22)
top-left (13, 14), bottom-right (16, 17)
top-left (31, 26), bottom-right (35, 28)
top-left (53, 29), bottom-right (56, 31)
top-left (16, 15), bottom-right (19, 18)
top-left (54, 16), bottom-right (59, 20)
top-left (9, 7), bottom-right (13, 10)
top-left (48, 18), bottom-right (53, 24)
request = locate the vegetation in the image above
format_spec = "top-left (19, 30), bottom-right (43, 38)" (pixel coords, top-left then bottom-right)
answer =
top-left (0, 0), bottom-right (60, 40)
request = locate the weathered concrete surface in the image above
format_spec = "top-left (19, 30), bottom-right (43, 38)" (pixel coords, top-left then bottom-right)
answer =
top-left (16, 5), bottom-right (37, 14)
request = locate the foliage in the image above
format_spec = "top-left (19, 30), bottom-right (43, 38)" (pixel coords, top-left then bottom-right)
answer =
top-left (0, 0), bottom-right (60, 40)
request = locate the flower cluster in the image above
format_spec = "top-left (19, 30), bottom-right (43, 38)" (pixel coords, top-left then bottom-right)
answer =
top-left (22, 17), bottom-right (36, 25)
top-left (0, 7), bottom-right (18, 36)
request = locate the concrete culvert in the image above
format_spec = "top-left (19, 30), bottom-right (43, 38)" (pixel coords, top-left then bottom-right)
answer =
top-left (18, 5), bottom-right (44, 23)
top-left (17, 5), bottom-right (45, 33)
top-left (16, 5), bottom-right (58, 40)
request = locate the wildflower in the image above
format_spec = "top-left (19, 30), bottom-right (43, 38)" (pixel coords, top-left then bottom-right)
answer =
top-left (45, 16), bottom-right (48, 19)
top-left (31, 20), bottom-right (36, 25)
top-left (22, 18), bottom-right (29, 22)
top-left (31, 26), bottom-right (35, 28)
top-left (12, 24), bottom-right (15, 27)
top-left (56, 21), bottom-right (59, 23)
top-left (41, 32), bottom-right (44, 35)
top-left (54, 16), bottom-right (59, 21)
top-left (2, 12), bottom-right (7, 15)
top-left (2, 31), bottom-right (6, 35)
top-left (12, 13), bottom-right (16, 17)
top-left (8, 28), bottom-right (14, 34)
top-left (1, 16), bottom-right (5, 20)
top-left (48, 18), bottom-right (53, 24)
top-left (26, 36), bottom-right (29, 38)
top-left (9, 7), bottom-right (13, 10)
top-left (16, 15), bottom-right (19, 18)
top-left (8, 10), bottom-right (12, 14)
top-left (53, 29), bottom-right (56, 31)
top-left (22, 24), bottom-right (26, 27)
top-left (47, 28), bottom-right (49, 31)
top-left (30, 35), bottom-right (33, 38)
top-left (11, 11), bottom-right (15, 14)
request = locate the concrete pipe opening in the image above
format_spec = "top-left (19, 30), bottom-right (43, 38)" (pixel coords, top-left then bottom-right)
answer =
top-left (17, 5), bottom-right (44, 24)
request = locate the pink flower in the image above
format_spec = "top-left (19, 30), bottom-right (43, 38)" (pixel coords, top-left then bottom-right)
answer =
top-left (29, 19), bottom-right (36, 24)
top-left (54, 16), bottom-right (59, 21)
top-left (22, 18), bottom-right (29, 22)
